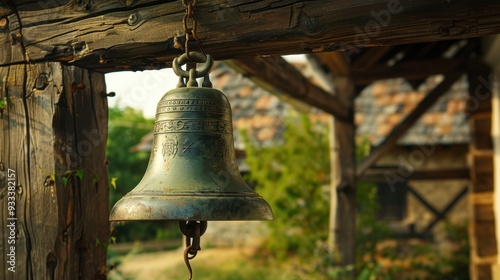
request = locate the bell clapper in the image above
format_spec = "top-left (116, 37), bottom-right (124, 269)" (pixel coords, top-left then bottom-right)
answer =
top-left (180, 221), bottom-right (208, 280)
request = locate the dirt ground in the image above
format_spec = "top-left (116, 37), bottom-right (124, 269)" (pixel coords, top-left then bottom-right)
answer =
top-left (111, 246), bottom-right (255, 280)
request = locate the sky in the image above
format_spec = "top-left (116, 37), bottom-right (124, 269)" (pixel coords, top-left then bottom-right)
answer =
top-left (104, 55), bottom-right (306, 118)
top-left (105, 68), bottom-right (178, 118)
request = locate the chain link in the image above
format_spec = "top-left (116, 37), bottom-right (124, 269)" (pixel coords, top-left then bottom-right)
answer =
top-left (180, 0), bottom-right (204, 60)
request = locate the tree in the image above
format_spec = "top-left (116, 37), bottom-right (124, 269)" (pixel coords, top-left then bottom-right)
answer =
top-left (243, 114), bottom-right (331, 261)
top-left (107, 106), bottom-right (179, 242)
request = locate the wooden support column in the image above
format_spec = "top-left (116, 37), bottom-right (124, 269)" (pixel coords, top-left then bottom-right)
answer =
top-left (307, 53), bottom-right (356, 272)
top-left (493, 58), bottom-right (500, 280)
top-left (0, 61), bottom-right (109, 278)
top-left (333, 77), bottom-right (356, 273)
top-left (1, 6), bottom-right (109, 278)
top-left (492, 60), bottom-right (500, 280)
top-left (466, 59), bottom-right (496, 280)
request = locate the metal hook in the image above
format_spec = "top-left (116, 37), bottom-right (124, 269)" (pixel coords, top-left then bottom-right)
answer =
top-left (184, 245), bottom-right (194, 280)
top-left (179, 221), bottom-right (208, 280)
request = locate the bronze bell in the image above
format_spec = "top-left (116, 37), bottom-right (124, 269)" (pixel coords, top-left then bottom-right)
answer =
top-left (109, 52), bottom-right (273, 222)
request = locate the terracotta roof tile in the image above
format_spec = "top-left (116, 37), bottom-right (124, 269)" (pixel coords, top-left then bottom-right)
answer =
top-left (257, 127), bottom-right (275, 141)
top-left (402, 104), bottom-right (417, 115)
top-left (405, 91), bottom-right (425, 103)
top-left (234, 118), bottom-right (253, 130)
top-left (239, 86), bottom-right (252, 98)
top-left (435, 125), bottom-right (453, 135)
top-left (446, 99), bottom-right (466, 114)
top-left (376, 114), bottom-right (387, 124)
top-left (371, 82), bottom-right (389, 97)
top-left (386, 113), bottom-right (403, 125)
top-left (309, 113), bottom-right (330, 125)
top-left (377, 123), bottom-right (392, 137)
top-left (252, 115), bottom-right (278, 128)
top-left (390, 92), bottom-right (407, 104)
top-left (422, 112), bottom-right (441, 126)
top-left (213, 73), bottom-right (230, 89)
top-left (375, 95), bottom-right (392, 106)
top-left (355, 113), bottom-right (364, 126)
top-left (255, 95), bottom-right (276, 110)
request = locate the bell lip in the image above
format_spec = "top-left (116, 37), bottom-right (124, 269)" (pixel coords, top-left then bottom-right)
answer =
top-left (117, 192), bottom-right (263, 197)
top-left (109, 194), bottom-right (274, 222)
top-left (109, 217), bottom-right (274, 221)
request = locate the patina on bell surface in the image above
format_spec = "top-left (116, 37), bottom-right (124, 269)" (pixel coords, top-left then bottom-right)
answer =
top-left (109, 52), bottom-right (273, 222)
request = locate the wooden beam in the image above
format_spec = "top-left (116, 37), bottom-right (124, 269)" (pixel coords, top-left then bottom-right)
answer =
top-left (350, 46), bottom-right (395, 71)
top-left (357, 71), bottom-right (463, 177)
top-left (225, 56), bottom-right (350, 121)
top-left (352, 58), bottom-right (465, 84)
top-left (361, 167), bottom-right (471, 182)
top-left (1, 0), bottom-right (500, 72)
top-left (313, 52), bottom-right (351, 76)
top-left (407, 184), bottom-right (468, 235)
top-left (423, 186), bottom-right (468, 233)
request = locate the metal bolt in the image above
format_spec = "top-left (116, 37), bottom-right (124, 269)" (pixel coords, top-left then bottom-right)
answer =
top-left (0, 17), bottom-right (8, 29)
top-left (127, 13), bottom-right (139, 25)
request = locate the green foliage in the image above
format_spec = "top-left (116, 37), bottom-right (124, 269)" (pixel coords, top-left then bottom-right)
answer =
top-left (243, 114), bottom-right (330, 261)
top-left (0, 97), bottom-right (6, 110)
top-left (164, 260), bottom-right (291, 280)
top-left (110, 177), bottom-right (118, 190)
top-left (408, 221), bottom-right (470, 279)
top-left (355, 182), bottom-right (397, 279)
top-left (355, 138), bottom-right (395, 278)
top-left (107, 106), bottom-right (181, 242)
top-left (242, 113), bottom-right (469, 279)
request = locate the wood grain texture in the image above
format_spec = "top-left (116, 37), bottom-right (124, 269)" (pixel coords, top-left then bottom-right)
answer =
top-left (0, 0), bottom-right (500, 72)
top-left (0, 62), bottom-right (109, 279)
top-left (333, 77), bottom-right (356, 270)
top-left (467, 60), bottom-right (496, 280)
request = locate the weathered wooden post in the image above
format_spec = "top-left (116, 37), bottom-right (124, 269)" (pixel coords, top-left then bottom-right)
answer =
top-left (466, 59), bottom-right (497, 280)
top-left (332, 77), bottom-right (356, 273)
top-left (0, 8), bottom-right (109, 277)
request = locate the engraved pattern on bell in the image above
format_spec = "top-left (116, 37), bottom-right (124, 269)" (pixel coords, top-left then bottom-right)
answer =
top-left (110, 52), bottom-right (273, 222)
top-left (162, 136), bottom-right (178, 158)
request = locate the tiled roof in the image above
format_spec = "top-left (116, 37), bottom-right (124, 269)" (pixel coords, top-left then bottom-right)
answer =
top-left (216, 62), bottom-right (470, 146)
top-left (211, 63), bottom-right (288, 149)
top-left (356, 75), bottom-right (470, 145)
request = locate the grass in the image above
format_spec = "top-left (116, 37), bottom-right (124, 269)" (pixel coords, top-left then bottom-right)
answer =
top-left (165, 260), bottom-right (285, 280)
top-left (108, 246), bottom-right (303, 280)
